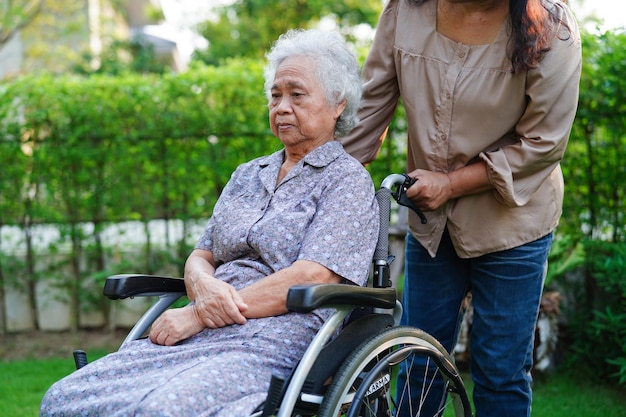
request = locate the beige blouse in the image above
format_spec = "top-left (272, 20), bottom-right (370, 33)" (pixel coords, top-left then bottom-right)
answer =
top-left (341, 0), bottom-right (582, 258)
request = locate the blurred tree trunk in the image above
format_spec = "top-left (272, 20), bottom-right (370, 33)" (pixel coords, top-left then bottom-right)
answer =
top-left (23, 220), bottom-right (40, 330)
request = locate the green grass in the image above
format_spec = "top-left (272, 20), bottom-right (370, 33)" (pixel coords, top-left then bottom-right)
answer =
top-left (2, 356), bottom-right (625, 417)
top-left (0, 349), bottom-right (110, 417)
top-left (442, 371), bottom-right (626, 417)
top-left (532, 371), bottom-right (626, 417)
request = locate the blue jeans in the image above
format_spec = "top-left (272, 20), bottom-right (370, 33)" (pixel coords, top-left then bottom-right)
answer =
top-left (396, 229), bottom-right (552, 417)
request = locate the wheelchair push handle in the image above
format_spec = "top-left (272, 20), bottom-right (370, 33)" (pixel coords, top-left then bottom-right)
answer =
top-left (386, 173), bottom-right (427, 225)
top-left (377, 173), bottom-right (427, 238)
top-left (372, 174), bottom-right (427, 288)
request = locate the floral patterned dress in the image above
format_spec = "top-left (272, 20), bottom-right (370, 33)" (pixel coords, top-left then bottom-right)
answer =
top-left (40, 141), bottom-right (379, 417)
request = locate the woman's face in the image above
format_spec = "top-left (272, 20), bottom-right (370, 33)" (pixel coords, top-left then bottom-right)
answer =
top-left (269, 56), bottom-right (346, 152)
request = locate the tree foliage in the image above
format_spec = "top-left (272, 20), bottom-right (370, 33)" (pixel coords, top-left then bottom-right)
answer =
top-left (18, 0), bottom-right (94, 74)
top-left (0, 0), bottom-right (43, 46)
top-left (548, 29), bottom-right (626, 387)
top-left (15, 0), bottom-right (166, 76)
top-left (195, 0), bottom-right (382, 64)
top-left (72, 38), bottom-right (169, 75)
top-left (561, 30), bottom-right (626, 243)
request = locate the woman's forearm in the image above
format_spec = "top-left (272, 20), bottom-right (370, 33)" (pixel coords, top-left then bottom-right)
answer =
top-left (447, 161), bottom-right (492, 199)
top-left (238, 260), bottom-right (342, 319)
top-left (184, 249), bottom-right (217, 301)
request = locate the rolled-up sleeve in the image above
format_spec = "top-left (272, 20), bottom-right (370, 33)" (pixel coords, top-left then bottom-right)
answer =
top-left (481, 6), bottom-right (582, 207)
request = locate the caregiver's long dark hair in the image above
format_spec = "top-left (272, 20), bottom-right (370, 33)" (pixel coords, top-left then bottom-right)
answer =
top-left (408, 0), bottom-right (572, 73)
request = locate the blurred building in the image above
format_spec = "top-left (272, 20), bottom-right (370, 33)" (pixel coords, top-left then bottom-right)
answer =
top-left (0, 0), bottom-right (186, 80)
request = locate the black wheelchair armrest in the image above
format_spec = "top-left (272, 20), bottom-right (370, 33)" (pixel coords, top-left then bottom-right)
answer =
top-left (286, 284), bottom-right (397, 313)
top-left (103, 274), bottom-right (187, 300)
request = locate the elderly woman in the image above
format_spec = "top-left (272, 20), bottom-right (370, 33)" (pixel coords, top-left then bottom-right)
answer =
top-left (40, 29), bottom-right (379, 417)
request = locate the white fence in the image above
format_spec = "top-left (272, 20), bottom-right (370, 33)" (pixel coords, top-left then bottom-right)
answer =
top-left (1, 219), bottom-right (207, 332)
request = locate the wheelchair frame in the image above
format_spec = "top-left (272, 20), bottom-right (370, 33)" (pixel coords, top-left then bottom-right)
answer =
top-left (88, 174), bottom-right (472, 417)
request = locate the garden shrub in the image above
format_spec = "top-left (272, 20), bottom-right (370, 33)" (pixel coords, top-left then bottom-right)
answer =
top-left (566, 240), bottom-right (626, 386)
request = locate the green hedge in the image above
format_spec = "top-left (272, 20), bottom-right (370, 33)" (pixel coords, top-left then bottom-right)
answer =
top-left (0, 59), bottom-right (279, 331)
top-left (0, 59), bottom-right (275, 227)
top-left (562, 240), bottom-right (626, 386)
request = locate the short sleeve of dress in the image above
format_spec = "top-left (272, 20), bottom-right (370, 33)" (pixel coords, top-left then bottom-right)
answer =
top-left (297, 165), bottom-right (379, 287)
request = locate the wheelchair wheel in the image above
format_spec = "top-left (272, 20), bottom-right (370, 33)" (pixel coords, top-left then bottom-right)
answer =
top-left (317, 326), bottom-right (472, 417)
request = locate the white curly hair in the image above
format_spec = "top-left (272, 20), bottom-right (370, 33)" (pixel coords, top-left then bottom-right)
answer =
top-left (264, 29), bottom-right (363, 138)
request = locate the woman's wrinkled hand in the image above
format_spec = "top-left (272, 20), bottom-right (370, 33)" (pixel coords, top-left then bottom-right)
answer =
top-left (192, 276), bottom-right (249, 329)
top-left (149, 304), bottom-right (205, 346)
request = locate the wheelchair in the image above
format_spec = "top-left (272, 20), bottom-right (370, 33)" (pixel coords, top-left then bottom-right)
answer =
top-left (75, 174), bottom-right (473, 417)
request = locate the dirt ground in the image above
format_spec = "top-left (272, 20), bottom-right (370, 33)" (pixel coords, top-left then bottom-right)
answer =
top-left (0, 329), bottom-right (128, 362)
